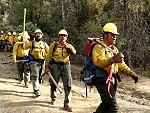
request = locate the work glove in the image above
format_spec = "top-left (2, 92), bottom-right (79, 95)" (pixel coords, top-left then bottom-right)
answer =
top-left (13, 59), bottom-right (16, 64)
top-left (129, 71), bottom-right (139, 84)
top-left (111, 52), bottom-right (124, 63)
top-left (44, 67), bottom-right (50, 75)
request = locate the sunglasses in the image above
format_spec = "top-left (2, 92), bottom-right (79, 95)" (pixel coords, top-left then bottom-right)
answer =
top-left (59, 34), bottom-right (67, 37)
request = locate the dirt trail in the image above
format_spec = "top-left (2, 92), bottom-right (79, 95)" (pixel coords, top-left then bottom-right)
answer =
top-left (0, 52), bottom-right (150, 113)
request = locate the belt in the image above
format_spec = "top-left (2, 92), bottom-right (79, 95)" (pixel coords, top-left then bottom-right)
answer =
top-left (34, 59), bottom-right (44, 62)
top-left (54, 61), bottom-right (70, 65)
top-left (16, 57), bottom-right (24, 60)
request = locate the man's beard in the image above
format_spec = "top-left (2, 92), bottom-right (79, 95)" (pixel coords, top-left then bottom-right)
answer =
top-left (35, 36), bottom-right (42, 41)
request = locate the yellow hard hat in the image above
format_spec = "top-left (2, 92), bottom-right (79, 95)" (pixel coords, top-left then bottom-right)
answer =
top-left (17, 36), bottom-right (23, 41)
top-left (58, 29), bottom-right (68, 36)
top-left (102, 23), bottom-right (119, 35)
top-left (19, 31), bottom-right (30, 39)
top-left (22, 31), bottom-right (28, 36)
top-left (13, 32), bottom-right (17, 35)
top-left (8, 32), bottom-right (11, 35)
top-left (34, 29), bottom-right (43, 34)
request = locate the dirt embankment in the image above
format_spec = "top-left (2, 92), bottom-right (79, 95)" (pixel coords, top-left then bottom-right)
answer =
top-left (0, 52), bottom-right (150, 113)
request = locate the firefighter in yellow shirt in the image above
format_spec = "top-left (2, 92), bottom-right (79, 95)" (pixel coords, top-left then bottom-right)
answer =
top-left (12, 32), bottom-right (18, 44)
top-left (92, 23), bottom-right (139, 113)
top-left (13, 32), bottom-right (30, 88)
top-left (0, 31), bottom-right (6, 51)
top-left (24, 29), bottom-right (49, 97)
top-left (6, 32), bottom-right (13, 52)
top-left (45, 29), bottom-right (76, 112)
top-left (8, 32), bottom-right (14, 45)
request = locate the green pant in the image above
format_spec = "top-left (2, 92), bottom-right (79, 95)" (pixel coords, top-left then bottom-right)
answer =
top-left (94, 76), bottom-right (118, 113)
top-left (16, 57), bottom-right (30, 83)
top-left (49, 62), bottom-right (72, 106)
top-left (30, 60), bottom-right (44, 94)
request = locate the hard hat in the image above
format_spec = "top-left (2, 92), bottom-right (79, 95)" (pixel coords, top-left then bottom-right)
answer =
top-left (58, 29), bottom-right (68, 36)
top-left (102, 23), bottom-right (119, 35)
top-left (22, 31), bottom-right (28, 36)
top-left (34, 29), bottom-right (43, 34)
top-left (1, 31), bottom-right (4, 34)
top-left (17, 36), bottom-right (22, 41)
top-left (8, 32), bottom-right (11, 35)
top-left (19, 31), bottom-right (30, 39)
top-left (13, 32), bottom-right (17, 35)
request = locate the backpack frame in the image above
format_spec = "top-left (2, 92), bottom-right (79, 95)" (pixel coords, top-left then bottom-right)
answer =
top-left (80, 38), bottom-right (99, 86)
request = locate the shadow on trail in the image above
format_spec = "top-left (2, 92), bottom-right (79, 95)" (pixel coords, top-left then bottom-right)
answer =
top-left (2, 100), bottom-right (61, 109)
top-left (0, 79), bottom-right (19, 84)
top-left (0, 79), bottom-right (31, 88)
top-left (0, 89), bottom-right (32, 98)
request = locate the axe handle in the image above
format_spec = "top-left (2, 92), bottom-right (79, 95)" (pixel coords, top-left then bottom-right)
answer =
top-left (2, 60), bottom-right (29, 64)
top-left (96, 40), bottom-right (117, 54)
top-left (23, 8), bottom-right (26, 35)
top-left (48, 72), bottom-right (62, 94)
top-left (16, 60), bottom-right (29, 63)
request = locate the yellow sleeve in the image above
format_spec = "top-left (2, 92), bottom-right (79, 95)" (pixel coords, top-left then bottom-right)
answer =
top-left (45, 43), bottom-right (55, 68)
top-left (12, 42), bottom-right (19, 60)
top-left (67, 44), bottom-right (76, 55)
top-left (92, 44), bottom-right (112, 68)
top-left (24, 41), bottom-right (32, 50)
top-left (44, 42), bottom-right (49, 55)
top-left (118, 62), bottom-right (132, 75)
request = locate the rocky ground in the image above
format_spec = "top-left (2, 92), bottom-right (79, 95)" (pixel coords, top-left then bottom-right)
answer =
top-left (0, 52), bottom-right (150, 113)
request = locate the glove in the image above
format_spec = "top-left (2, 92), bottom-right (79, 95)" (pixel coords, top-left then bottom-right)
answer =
top-left (45, 68), bottom-right (50, 75)
top-left (111, 52), bottom-right (124, 63)
top-left (13, 59), bottom-right (16, 64)
top-left (129, 71), bottom-right (139, 83)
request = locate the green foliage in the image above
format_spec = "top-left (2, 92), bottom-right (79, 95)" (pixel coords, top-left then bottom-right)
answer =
top-left (0, 0), bottom-right (150, 68)
top-left (12, 22), bottom-right (37, 34)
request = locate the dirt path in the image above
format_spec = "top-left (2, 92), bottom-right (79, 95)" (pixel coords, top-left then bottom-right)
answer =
top-left (0, 52), bottom-right (150, 113)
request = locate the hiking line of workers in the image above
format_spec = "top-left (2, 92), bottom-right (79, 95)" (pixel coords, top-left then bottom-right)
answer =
top-left (0, 31), bottom-right (18, 52)
top-left (12, 22), bottom-right (139, 113)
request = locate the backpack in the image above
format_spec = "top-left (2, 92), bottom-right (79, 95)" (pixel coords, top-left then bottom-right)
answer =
top-left (24, 41), bottom-right (46, 62)
top-left (49, 42), bottom-right (58, 65)
top-left (80, 38), bottom-right (100, 86)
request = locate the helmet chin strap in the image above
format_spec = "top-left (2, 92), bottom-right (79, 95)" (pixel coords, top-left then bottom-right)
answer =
top-left (35, 37), bottom-right (41, 41)
top-left (35, 35), bottom-right (42, 41)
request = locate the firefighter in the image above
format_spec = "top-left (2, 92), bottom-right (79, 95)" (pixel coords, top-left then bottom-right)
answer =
top-left (12, 32), bottom-right (18, 44)
top-left (45, 29), bottom-right (76, 112)
top-left (13, 32), bottom-right (30, 88)
top-left (6, 32), bottom-right (13, 52)
top-left (0, 31), bottom-right (6, 51)
top-left (24, 29), bottom-right (49, 97)
top-left (92, 23), bottom-right (139, 113)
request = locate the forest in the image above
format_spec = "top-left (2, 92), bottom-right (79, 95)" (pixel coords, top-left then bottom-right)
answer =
top-left (0, 0), bottom-right (150, 74)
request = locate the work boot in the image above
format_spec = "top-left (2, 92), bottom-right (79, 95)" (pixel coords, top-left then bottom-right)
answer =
top-left (49, 93), bottom-right (57, 105)
top-left (63, 105), bottom-right (72, 112)
top-left (25, 81), bottom-right (29, 88)
top-left (18, 80), bottom-right (23, 84)
top-left (49, 98), bottom-right (55, 105)
top-left (33, 91), bottom-right (41, 97)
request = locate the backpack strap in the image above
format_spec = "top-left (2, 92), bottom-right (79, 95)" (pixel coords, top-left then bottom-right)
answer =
top-left (49, 42), bottom-right (58, 65)
top-left (31, 41), bottom-right (35, 52)
top-left (31, 40), bottom-right (46, 52)
top-left (52, 42), bottom-right (58, 57)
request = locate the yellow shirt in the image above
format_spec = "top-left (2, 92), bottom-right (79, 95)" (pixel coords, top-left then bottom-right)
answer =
top-left (13, 41), bottom-right (29, 60)
top-left (92, 41), bottom-right (132, 75)
top-left (8, 36), bottom-right (13, 45)
top-left (0, 35), bottom-right (5, 40)
top-left (45, 42), bottom-right (76, 67)
top-left (25, 40), bottom-right (49, 60)
top-left (13, 36), bottom-right (18, 43)
top-left (4, 35), bottom-right (9, 40)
